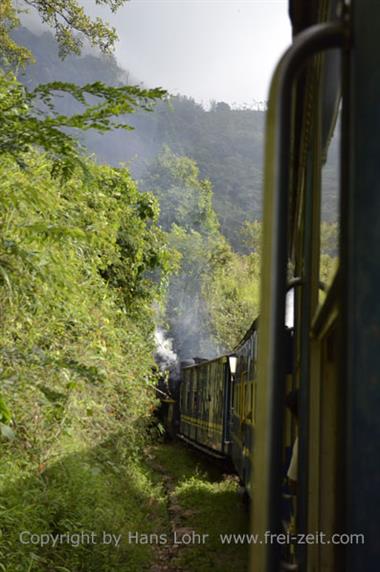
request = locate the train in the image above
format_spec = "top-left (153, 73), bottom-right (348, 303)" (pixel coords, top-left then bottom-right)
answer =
top-left (178, 320), bottom-right (261, 492)
top-left (174, 298), bottom-right (294, 496)
top-left (160, 1), bottom-right (380, 570)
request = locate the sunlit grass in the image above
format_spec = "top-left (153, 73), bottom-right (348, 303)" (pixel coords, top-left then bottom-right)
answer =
top-left (149, 443), bottom-right (250, 572)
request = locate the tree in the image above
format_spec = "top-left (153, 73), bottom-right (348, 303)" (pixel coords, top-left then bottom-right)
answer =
top-left (1, 0), bottom-right (130, 64)
top-left (242, 220), bottom-right (262, 254)
top-left (141, 148), bottom-right (225, 357)
top-left (0, 1), bottom-right (166, 175)
top-left (0, 69), bottom-right (165, 176)
top-left (0, 0), bottom-right (31, 64)
top-left (0, 0), bottom-right (169, 433)
top-left (141, 148), bottom-right (262, 356)
top-left (0, 149), bottom-right (177, 567)
top-left (141, 146), bottom-right (219, 234)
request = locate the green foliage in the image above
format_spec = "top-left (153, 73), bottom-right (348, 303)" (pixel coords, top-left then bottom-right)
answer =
top-left (1, 0), bottom-right (130, 65)
top-left (32, 81), bottom-right (166, 131)
top-left (203, 247), bottom-right (261, 350)
top-left (142, 148), bottom-right (261, 355)
top-left (0, 70), bottom-right (165, 177)
top-left (0, 0), bottom-right (31, 65)
top-left (166, 225), bottom-right (221, 356)
top-left (6, 28), bottom-right (340, 253)
top-left (0, 395), bottom-right (12, 424)
top-left (0, 70), bottom-right (78, 177)
top-left (1, 18), bottom-right (166, 176)
top-left (319, 222), bottom-right (338, 299)
top-left (319, 254), bottom-right (339, 301)
top-left (95, 168), bottom-right (175, 309)
top-left (0, 9), bottom-right (174, 570)
top-left (242, 220), bottom-right (262, 254)
top-left (134, 96), bottom-right (265, 250)
top-left (0, 434), bottom-right (168, 571)
top-left (141, 146), bottom-right (219, 234)
top-left (141, 148), bottom-right (224, 356)
top-left (320, 221), bottom-right (338, 256)
top-left (0, 148), bottom-right (174, 568)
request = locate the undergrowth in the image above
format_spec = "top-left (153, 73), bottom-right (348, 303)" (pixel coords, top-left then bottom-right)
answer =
top-left (0, 149), bottom-right (174, 571)
top-left (0, 433), bottom-right (169, 571)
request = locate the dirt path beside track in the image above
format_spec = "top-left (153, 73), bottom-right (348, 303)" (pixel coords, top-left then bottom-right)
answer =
top-left (144, 442), bottom-right (249, 572)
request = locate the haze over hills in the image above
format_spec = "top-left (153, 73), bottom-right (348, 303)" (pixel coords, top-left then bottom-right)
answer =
top-left (14, 28), bottom-right (338, 250)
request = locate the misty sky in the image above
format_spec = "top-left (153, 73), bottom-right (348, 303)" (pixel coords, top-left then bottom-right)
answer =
top-left (23, 0), bottom-right (292, 106)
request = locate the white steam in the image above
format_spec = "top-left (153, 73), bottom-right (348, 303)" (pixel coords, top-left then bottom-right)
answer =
top-left (154, 327), bottom-right (178, 370)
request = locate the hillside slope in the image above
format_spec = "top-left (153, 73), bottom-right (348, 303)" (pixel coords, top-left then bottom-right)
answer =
top-left (14, 28), bottom-right (338, 250)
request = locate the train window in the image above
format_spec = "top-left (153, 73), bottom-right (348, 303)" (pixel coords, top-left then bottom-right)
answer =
top-left (319, 53), bottom-right (340, 303)
top-left (219, 389), bottom-right (223, 416)
top-left (254, 332), bottom-right (258, 372)
top-left (246, 383), bottom-right (252, 419)
top-left (241, 381), bottom-right (246, 418)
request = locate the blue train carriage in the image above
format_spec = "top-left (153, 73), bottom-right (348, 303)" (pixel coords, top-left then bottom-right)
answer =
top-left (231, 295), bottom-right (294, 498)
top-left (179, 355), bottom-right (233, 458)
top-left (230, 319), bottom-right (258, 496)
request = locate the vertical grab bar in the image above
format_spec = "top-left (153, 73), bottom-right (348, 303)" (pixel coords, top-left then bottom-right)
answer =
top-left (252, 22), bottom-right (347, 572)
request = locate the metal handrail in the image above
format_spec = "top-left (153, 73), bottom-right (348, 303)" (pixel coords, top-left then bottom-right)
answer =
top-left (252, 22), bottom-right (348, 572)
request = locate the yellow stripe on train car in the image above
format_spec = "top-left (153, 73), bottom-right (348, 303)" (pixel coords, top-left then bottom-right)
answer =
top-left (181, 415), bottom-right (222, 432)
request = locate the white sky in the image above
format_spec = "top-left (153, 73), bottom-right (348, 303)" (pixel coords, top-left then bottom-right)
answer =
top-left (23, 0), bottom-right (292, 106)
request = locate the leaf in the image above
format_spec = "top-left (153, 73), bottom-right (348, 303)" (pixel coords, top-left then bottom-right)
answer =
top-left (66, 381), bottom-right (77, 390)
top-left (37, 385), bottom-right (66, 403)
top-left (0, 263), bottom-right (13, 296)
top-left (0, 397), bottom-right (11, 424)
top-left (0, 423), bottom-right (15, 441)
top-left (90, 466), bottom-right (102, 476)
